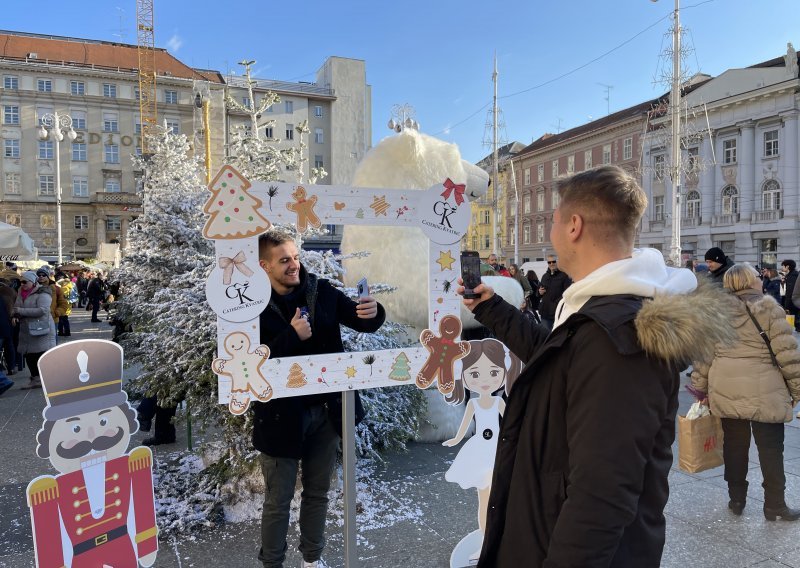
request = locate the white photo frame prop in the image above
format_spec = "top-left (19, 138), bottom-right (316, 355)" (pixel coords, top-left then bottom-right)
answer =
top-left (204, 165), bottom-right (472, 414)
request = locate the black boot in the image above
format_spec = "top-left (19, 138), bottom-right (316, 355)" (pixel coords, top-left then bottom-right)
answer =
top-left (143, 436), bottom-right (176, 446)
top-left (728, 500), bottom-right (745, 515)
top-left (764, 505), bottom-right (800, 521)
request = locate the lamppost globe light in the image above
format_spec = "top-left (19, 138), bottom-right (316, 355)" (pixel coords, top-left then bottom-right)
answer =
top-left (37, 125), bottom-right (48, 140)
top-left (67, 128), bottom-right (77, 141)
top-left (54, 129), bottom-right (64, 142)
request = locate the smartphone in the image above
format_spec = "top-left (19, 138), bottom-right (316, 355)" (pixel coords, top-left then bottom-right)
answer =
top-left (299, 306), bottom-right (310, 320)
top-left (357, 277), bottom-right (369, 300)
top-left (460, 251), bottom-right (482, 299)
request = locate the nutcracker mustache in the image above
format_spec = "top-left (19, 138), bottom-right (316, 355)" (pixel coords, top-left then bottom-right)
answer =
top-left (56, 427), bottom-right (125, 459)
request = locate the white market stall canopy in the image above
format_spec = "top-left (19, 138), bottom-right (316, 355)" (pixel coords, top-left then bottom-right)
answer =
top-left (0, 221), bottom-right (36, 261)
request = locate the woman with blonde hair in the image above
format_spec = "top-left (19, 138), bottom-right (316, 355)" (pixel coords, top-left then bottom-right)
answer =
top-left (692, 263), bottom-right (800, 520)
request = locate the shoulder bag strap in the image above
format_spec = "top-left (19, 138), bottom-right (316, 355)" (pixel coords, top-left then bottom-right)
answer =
top-left (742, 301), bottom-right (782, 369)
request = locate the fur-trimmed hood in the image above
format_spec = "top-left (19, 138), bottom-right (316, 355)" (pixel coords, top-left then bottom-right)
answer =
top-left (636, 278), bottom-right (737, 365)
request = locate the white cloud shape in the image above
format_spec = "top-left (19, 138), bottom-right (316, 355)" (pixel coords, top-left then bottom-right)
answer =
top-left (166, 34), bottom-right (183, 53)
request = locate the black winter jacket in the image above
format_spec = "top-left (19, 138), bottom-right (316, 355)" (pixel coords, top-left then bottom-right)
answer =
top-left (473, 293), bottom-right (679, 568)
top-left (783, 269), bottom-right (799, 311)
top-left (707, 257), bottom-right (735, 285)
top-left (538, 269), bottom-right (571, 319)
top-left (252, 266), bottom-right (385, 459)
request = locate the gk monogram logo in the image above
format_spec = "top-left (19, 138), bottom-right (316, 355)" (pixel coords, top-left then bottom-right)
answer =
top-left (225, 282), bottom-right (254, 304)
top-left (433, 201), bottom-right (457, 229)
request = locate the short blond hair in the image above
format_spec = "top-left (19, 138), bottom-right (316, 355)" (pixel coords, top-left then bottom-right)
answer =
top-left (722, 263), bottom-right (760, 292)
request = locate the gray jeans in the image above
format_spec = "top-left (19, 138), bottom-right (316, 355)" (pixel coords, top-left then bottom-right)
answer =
top-left (258, 404), bottom-right (340, 567)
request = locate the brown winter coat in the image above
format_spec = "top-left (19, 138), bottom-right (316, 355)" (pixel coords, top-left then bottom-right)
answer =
top-left (692, 289), bottom-right (800, 423)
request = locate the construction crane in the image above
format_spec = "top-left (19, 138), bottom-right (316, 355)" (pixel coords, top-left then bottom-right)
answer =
top-left (136, 0), bottom-right (157, 155)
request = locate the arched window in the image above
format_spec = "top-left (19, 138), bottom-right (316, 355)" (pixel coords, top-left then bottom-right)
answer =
top-left (762, 179), bottom-right (781, 211)
top-left (686, 190), bottom-right (701, 218)
top-left (523, 223), bottom-right (531, 244)
top-left (721, 185), bottom-right (738, 215)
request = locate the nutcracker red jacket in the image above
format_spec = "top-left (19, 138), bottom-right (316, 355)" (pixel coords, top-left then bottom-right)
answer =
top-left (471, 283), bottom-right (728, 567)
top-left (252, 265), bottom-right (385, 459)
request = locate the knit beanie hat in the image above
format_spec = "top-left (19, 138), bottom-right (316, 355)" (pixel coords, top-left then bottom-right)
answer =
top-left (22, 271), bottom-right (38, 284)
top-left (704, 247), bottom-right (726, 264)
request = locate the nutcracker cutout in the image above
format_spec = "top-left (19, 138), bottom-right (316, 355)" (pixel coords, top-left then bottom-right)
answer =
top-left (25, 339), bottom-right (158, 568)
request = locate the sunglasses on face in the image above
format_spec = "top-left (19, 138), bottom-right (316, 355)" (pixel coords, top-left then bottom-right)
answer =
top-left (547, 261), bottom-right (557, 264)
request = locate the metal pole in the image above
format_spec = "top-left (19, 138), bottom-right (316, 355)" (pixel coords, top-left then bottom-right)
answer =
top-left (54, 113), bottom-right (63, 266)
top-left (203, 99), bottom-right (212, 184)
top-left (509, 160), bottom-right (519, 263)
top-left (669, 0), bottom-right (682, 266)
top-left (491, 53), bottom-right (500, 258)
top-left (342, 390), bottom-right (358, 567)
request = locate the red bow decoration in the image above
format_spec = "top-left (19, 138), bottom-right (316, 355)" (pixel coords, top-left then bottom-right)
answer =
top-left (440, 178), bottom-right (466, 206)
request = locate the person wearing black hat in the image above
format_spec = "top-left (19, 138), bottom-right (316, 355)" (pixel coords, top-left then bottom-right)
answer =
top-left (704, 247), bottom-right (735, 285)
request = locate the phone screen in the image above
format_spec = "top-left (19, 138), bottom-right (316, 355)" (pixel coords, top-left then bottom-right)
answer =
top-left (357, 277), bottom-right (369, 299)
top-left (461, 252), bottom-right (482, 299)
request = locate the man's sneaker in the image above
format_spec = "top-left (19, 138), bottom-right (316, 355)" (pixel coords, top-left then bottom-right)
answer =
top-left (302, 559), bottom-right (328, 568)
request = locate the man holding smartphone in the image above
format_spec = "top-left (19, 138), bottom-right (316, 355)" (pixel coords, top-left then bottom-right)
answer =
top-left (254, 230), bottom-right (385, 568)
top-left (459, 165), bottom-right (728, 567)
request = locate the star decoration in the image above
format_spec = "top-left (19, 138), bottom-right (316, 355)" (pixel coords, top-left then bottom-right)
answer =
top-left (345, 366), bottom-right (357, 379)
top-left (436, 250), bottom-right (456, 271)
top-left (370, 195), bottom-right (391, 217)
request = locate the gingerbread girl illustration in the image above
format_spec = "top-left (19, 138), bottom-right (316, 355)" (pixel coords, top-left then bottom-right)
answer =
top-left (212, 332), bottom-right (273, 415)
top-left (417, 315), bottom-right (470, 395)
top-left (286, 186), bottom-right (321, 232)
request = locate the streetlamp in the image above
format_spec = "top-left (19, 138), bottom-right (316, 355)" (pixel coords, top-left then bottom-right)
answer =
top-left (37, 112), bottom-right (77, 266)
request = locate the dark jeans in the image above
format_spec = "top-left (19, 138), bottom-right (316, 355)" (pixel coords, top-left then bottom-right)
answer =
top-left (721, 418), bottom-right (786, 508)
top-left (90, 298), bottom-right (101, 321)
top-left (24, 352), bottom-right (44, 380)
top-left (79, 291), bottom-right (87, 307)
top-left (57, 315), bottom-right (70, 336)
top-left (258, 404), bottom-right (339, 567)
top-left (137, 396), bottom-right (177, 442)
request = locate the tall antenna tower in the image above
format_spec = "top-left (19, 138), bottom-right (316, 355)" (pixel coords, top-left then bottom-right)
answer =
top-left (598, 83), bottom-right (613, 115)
top-left (136, 0), bottom-right (157, 155)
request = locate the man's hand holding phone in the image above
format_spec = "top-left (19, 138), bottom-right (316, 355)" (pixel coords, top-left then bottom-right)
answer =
top-left (291, 307), bottom-right (312, 340)
top-left (355, 276), bottom-right (378, 319)
top-left (457, 278), bottom-right (495, 311)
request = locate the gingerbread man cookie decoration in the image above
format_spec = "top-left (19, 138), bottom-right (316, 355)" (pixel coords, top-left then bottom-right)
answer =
top-left (212, 332), bottom-right (273, 415)
top-left (286, 186), bottom-right (321, 232)
top-left (417, 315), bottom-right (470, 395)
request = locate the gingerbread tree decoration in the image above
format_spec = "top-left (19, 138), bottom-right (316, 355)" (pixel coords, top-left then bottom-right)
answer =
top-left (286, 362), bottom-right (308, 388)
top-left (203, 165), bottom-right (271, 239)
top-left (388, 352), bottom-right (411, 382)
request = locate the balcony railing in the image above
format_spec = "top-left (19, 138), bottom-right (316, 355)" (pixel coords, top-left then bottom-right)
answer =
top-left (681, 216), bottom-right (702, 228)
top-left (712, 213), bottom-right (740, 227)
top-left (91, 192), bottom-right (142, 205)
top-left (751, 209), bottom-right (783, 223)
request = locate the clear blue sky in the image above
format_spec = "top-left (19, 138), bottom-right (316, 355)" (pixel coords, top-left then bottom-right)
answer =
top-left (3, 0), bottom-right (794, 163)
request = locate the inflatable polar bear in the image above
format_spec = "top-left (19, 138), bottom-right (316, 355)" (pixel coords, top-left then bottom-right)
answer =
top-left (341, 128), bottom-right (524, 442)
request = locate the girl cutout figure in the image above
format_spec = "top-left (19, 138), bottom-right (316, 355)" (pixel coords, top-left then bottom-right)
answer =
top-left (443, 339), bottom-right (522, 559)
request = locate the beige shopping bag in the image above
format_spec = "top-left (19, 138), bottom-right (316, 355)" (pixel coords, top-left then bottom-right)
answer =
top-left (677, 413), bottom-right (724, 473)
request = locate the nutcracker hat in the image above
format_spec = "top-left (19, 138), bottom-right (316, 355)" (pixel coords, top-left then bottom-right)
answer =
top-left (37, 339), bottom-right (128, 421)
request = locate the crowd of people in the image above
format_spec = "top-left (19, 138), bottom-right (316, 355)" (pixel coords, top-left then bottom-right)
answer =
top-left (0, 263), bottom-right (111, 395)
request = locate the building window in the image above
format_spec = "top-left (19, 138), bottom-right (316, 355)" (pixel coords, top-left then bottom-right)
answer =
top-left (536, 222), bottom-right (544, 243)
top-left (721, 185), bottom-right (738, 214)
top-left (314, 155), bottom-right (324, 168)
top-left (106, 216), bottom-right (121, 231)
top-left (523, 224), bottom-right (531, 244)
top-left (567, 155), bottom-right (575, 174)
top-left (70, 81), bottom-right (85, 95)
top-left (537, 164), bottom-right (544, 182)
top-left (164, 90), bottom-right (178, 104)
top-left (687, 147), bottom-right (699, 172)
top-left (654, 154), bottom-right (666, 181)
top-left (509, 228), bottom-right (515, 246)
top-left (764, 130), bottom-right (779, 157)
top-left (314, 128), bottom-right (324, 144)
top-left (285, 124), bottom-right (294, 140)
top-left (762, 179), bottom-right (781, 211)
top-left (522, 168), bottom-right (530, 186)
top-left (602, 144), bottom-right (611, 164)
top-left (537, 191), bottom-right (545, 212)
top-left (71, 110), bottom-right (87, 130)
top-left (523, 194), bottom-right (531, 214)
top-left (5, 213), bottom-right (21, 226)
top-left (104, 144), bottom-right (120, 164)
top-left (760, 238), bottom-right (778, 269)
top-left (3, 105), bottom-right (19, 125)
top-left (264, 126), bottom-right (273, 138)
top-left (134, 87), bottom-right (140, 101)
top-left (285, 100), bottom-right (293, 113)
top-left (105, 179), bottom-right (121, 193)
top-left (38, 141), bottom-right (54, 159)
top-left (4, 139), bottom-right (20, 158)
top-left (37, 79), bottom-right (52, 92)
top-left (551, 160), bottom-right (558, 178)
top-left (72, 142), bottom-right (87, 161)
top-left (623, 137), bottom-right (633, 160)
top-left (584, 149), bottom-right (592, 169)
top-left (552, 189), bottom-right (560, 209)
top-left (73, 176), bottom-right (88, 197)
top-left (314, 105), bottom-right (323, 117)
top-left (3, 75), bottom-right (18, 90)
top-left (685, 190), bottom-right (701, 218)
top-left (103, 83), bottom-right (117, 98)
top-left (653, 195), bottom-right (664, 221)
top-left (74, 215), bottom-right (89, 230)
top-left (36, 106), bottom-right (54, 126)
top-left (134, 119), bottom-right (142, 135)
top-left (166, 119), bottom-right (180, 134)
top-left (103, 113), bottom-right (119, 132)
top-left (5, 173), bottom-right (20, 194)
top-left (40, 214), bottom-right (55, 229)
top-left (481, 210), bottom-right (490, 224)
top-left (242, 96), bottom-right (251, 108)
top-left (723, 139), bottom-right (737, 164)
top-left (39, 175), bottom-right (55, 196)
